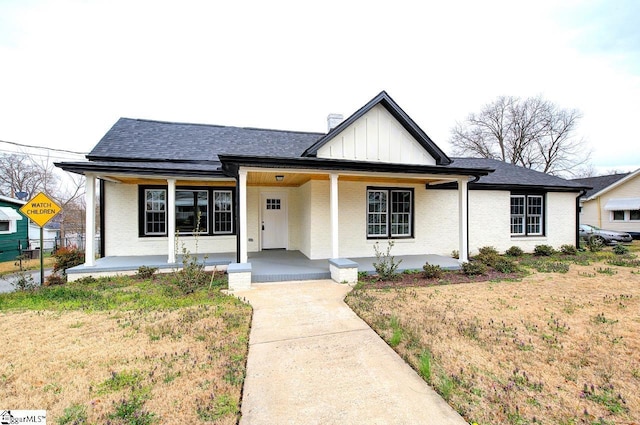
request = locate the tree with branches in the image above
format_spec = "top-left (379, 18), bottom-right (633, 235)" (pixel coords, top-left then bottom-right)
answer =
top-left (450, 96), bottom-right (591, 176)
top-left (0, 151), bottom-right (85, 240)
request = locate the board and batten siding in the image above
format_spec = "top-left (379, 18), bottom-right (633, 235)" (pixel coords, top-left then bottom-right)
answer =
top-left (316, 104), bottom-right (437, 166)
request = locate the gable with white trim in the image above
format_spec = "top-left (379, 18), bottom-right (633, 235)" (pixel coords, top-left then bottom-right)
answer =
top-left (316, 104), bottom-right (437, 165)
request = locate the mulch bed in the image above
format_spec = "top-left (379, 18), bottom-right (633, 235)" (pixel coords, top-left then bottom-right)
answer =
top-left (361, 270), bottom-right (524, 289)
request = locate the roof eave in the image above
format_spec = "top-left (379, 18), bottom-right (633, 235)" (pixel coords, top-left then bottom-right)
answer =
top-left (585, 168), bottom-right (640, 201)
top-left (54, 161), bottom-right (225, 178)
top-left (218, 154), bottom-right (491, 177)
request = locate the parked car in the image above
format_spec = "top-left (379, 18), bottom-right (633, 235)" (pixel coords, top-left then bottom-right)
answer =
top-left (579, 224), bottom-right (633, 245)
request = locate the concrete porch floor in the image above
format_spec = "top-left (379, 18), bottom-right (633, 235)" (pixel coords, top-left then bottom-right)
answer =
top-left (67, 250), bottom-right (460, 282)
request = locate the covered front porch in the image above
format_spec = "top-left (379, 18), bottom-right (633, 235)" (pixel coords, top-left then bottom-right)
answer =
top-left (66, 250), bottom-right (461, 283)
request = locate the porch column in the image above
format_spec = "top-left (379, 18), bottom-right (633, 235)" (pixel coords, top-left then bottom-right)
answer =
top-left (167, 178), bottom-right (176, 264)
top-left (84, 173), bottom-right (96, 267)
top-left (239, 169), bottom-right (248, 263)
top-left (458, 177), bottom-right (469, 262)
top-left (330, 173), bottom-right (339, 258)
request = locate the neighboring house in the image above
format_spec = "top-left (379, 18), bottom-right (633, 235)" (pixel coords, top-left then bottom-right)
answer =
top-left (56, 91), bottom-right (588, 282)
top-left (28, 222), bottom-right (59, 251)
top-left (573, 170), bottom-right (640, 237)
top-left (0, 195), bottom-right (28, 262)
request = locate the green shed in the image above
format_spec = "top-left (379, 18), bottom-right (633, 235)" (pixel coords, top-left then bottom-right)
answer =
top-left (0, 195), bottom-right (29, 263)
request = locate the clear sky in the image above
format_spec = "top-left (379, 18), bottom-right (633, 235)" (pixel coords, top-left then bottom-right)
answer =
top-left (1, 0), bottom-right (638, 174)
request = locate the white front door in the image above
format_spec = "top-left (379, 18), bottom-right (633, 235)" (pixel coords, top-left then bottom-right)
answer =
top-left (261, 193), bottom-right (288, 249)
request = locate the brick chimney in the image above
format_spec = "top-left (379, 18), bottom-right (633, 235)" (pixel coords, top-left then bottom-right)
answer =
top-left (327, 113), bottom-right (343, 132)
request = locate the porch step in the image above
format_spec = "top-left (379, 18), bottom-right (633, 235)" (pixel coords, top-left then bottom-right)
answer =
top-left (252, 271), bottom-right (331, 283)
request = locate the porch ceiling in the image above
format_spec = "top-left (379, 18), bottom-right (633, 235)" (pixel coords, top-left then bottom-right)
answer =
top-left (247, 171), bottom-right (448, 187)
top-left (98, 172), bottom-right (452, 187)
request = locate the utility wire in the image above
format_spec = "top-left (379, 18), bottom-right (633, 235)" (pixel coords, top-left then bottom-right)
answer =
top-left (0, 139), bottom-right (88, 155)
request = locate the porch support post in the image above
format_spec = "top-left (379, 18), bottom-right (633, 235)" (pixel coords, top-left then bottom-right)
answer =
top-left (458, 177), bottom-right (469, 262)
top-left (167, 178), bottom-right (176, 264)
top-left (330, 173), bottom-right (339, 258)
top-left (84, 173), bottom-right (96, 267)
top-left (239, 169), bottom-right (248, 263)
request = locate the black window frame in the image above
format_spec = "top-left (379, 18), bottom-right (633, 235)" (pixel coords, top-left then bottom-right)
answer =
top-left (366, 186), bottom-right (414, 240)
top-left (510, 192), bottom-right (546, 237)
top-left (138, 185), bottom-right (235, 237)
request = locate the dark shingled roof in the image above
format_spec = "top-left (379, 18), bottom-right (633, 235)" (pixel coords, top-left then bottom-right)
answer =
top-left (59, 116), bottom-right (585, 192)
top-left (571, 173), bottom-right (630, 198)
top-left (451, 158), bottom-right (590, 190)
top-left (88, 118), bottom-right (325, 162)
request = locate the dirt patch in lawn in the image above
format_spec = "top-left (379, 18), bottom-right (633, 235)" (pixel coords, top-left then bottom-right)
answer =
top-left (346, 262), bottom-right (640, 425)
top-left (0, 282), bottom-right (251, 424)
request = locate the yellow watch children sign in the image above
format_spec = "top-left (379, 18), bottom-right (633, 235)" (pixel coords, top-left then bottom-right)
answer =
top-left (19, 192), bottom-right (62, 227)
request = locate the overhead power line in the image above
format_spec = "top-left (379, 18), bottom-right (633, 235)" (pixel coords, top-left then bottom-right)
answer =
top-left (0, 139), bottom-right (88, 155)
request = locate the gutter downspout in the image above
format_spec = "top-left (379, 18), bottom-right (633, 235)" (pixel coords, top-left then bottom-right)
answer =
top-left (576, 189), bottom-right (588, 248)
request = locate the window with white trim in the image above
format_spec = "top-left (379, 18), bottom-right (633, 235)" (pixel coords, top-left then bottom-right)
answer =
top-left (214, 190), bottom-right (233, 234)
top-left (510, 194), bottom-right (544, 236)
top-left (145, 189), bottom-right (167, 235)
top-left (612, 210), bottom-right (625, 221)
top-left (610, 209), bottom-right (640, 222)
top-left (0, 221), bottom-right (10, 232)
top-left (367, 188), bottom-right (413, 239)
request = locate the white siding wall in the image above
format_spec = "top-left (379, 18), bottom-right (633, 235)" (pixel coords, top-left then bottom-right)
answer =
top-left (103, 182), bottom-right (236, 257)
top-left (317, 105), bottom-right (436, 166)
top-left (309, 181), bottom-right (462, 259)
top-left (469, 191), bottom-right (578, 253)
top-left (583, 173), bottom-right (640, 233)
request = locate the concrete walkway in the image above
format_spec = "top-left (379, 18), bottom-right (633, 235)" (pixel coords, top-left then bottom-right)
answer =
top-left (235, 280), bottom-right (467, 425)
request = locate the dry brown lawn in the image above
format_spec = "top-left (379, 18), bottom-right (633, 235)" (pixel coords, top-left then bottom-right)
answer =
top-left (347, 259), bottom-right (640, 425)
top-left (0, 281), bottom-right (251, 424)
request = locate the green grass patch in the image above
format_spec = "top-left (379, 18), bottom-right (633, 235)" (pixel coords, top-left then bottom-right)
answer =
top-left (0, 274), bottom-right (238, 312)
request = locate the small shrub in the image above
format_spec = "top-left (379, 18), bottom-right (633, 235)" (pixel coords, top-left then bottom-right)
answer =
top-left (373, 240), bottom-right (402, 281)
top-left (493, 257), bottom-right (519, 273)
top-left (613, 244), bottom-right (629, 255)
top-left (560, 244), bottom-right (577, 255)
top-left (461, 261), bottom-right (487, 276)
top-left (505, 246), bottom-right (524, 257)
top-left (173, 245), bottom-right (209, 294)
top-left (587, 236), bottom-right (604, 252)
top-left (8, 270), bottom-right (37, 291)
top-left (534, 244), bottom-right (555, 256)
top-left (136, 266), bottom-right (158, 280)
top-left (422, 263), bottom-right (443, 279)
top-left (475, 246), bottom-right (500, 266)
top-left (45, 273), bottom-right (66, 286)
top-left (451, 250), bottom-right (459, 259)
top-left (53, 246), bottom-right (85, 277)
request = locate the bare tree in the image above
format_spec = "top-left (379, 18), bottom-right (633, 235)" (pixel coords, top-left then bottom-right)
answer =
top-left (0, 154), bottom-right (42, 197)
top-left (450, 96), bottom-right (591, 176)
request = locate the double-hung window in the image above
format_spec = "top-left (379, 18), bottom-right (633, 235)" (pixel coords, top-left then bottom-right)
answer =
top-left (213, 190), bottom-right (233, 234)
top-left (510, 194), bottom-right (544, 236)
top-left (367, 188), bottom-right (413, 239)
top-left (144, 189), bottom-right (167, 235)
top-left (140, 186), bottom-right (234, 236)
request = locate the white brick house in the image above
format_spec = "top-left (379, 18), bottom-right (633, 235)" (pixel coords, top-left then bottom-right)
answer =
top-left (57, 91), bottom-right (589, 281)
